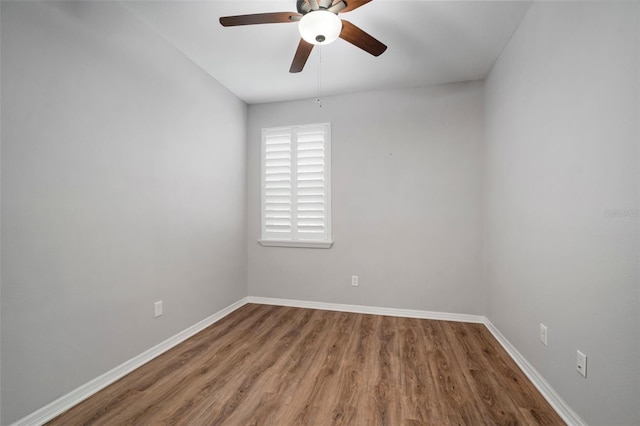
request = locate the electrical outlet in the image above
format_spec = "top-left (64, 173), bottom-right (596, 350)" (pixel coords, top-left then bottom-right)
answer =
top-left (576, 350), bottom-right (587, 377)
top-left (539, 324), bottom-right (548, 346)
top-left (154, 301), bottom-right (163, 318)
top-left (351, 275), bottom-right (359, 286)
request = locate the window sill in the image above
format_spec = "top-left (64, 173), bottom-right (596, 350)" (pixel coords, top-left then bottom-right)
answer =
top-left (259, 240), bottom-right (334, 249)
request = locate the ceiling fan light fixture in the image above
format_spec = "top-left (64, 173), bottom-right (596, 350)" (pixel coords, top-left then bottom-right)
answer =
top-left (298, 10), bottom-right (342, 45)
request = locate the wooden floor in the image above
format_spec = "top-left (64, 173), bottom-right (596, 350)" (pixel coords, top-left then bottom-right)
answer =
top-left (48, 304), bottom-right (565, 425)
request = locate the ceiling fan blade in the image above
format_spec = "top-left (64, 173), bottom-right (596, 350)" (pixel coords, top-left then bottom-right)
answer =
top-left (328, 1), bottom-right (346, 13)
top-left (220, 12), bottom-right (301, 27)
top-left (339, 0), bottom-right (372, 13)
top-left (339, 20), bottom-right (386, 56)
top-left (290, 39), bottom-right (314, 73)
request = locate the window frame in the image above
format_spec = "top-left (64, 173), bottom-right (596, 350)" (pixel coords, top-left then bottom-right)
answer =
top-left (259, 123), bottom-right (333, 249)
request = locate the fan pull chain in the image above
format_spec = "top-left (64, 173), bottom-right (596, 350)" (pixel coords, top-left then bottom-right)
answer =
top-left (315, 46), bottom-right (322, 108)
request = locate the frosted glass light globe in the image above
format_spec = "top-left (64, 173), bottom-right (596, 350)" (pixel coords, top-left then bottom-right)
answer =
top-left (298, 10), bottom-right (342, 45)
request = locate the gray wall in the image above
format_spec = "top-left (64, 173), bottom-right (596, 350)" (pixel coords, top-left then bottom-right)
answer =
top-left (484, 2), bottom-right (639, 424)
top-left (0, 2), bottom-right (247, 424)
top-left (247, 82), bottom-right (484, 314)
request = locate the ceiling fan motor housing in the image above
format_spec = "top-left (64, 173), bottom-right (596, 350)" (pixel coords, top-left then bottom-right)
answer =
top-left (296, 0), bottom-right (311, 14)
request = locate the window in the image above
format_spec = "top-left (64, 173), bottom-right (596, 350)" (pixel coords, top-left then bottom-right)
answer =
top-left (260, 123), bottom-right (332, 248)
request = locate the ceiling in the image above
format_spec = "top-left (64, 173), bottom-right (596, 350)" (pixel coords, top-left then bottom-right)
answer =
top-left (121, 1), bottom-right (532, 104)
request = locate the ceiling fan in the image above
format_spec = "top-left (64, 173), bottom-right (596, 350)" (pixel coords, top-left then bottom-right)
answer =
top-left (220, 0), bottom-right (387, 73)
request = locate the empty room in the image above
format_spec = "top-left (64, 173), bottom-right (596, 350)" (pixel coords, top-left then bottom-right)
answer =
top-left (1, 0), bottom-right (639, 425)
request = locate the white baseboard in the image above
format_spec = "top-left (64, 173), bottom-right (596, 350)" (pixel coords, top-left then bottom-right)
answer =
top-left (483, 319), bottom-right (586, 426)
top-left (11, 296), bottom-right (581, 426)
top-left (246, 296), bottom-right (485, 323)
top-left (10, 297), bottom-right (249, 426)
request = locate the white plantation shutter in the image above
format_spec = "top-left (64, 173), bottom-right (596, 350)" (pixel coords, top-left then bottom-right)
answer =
top-left (264, 130), bottom-right (293, 235)
top-left (261, 123), bottom-right (332, 247)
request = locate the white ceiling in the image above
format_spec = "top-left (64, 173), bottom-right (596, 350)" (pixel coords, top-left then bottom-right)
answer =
top-left (121, 1), bottom-right (532, 104)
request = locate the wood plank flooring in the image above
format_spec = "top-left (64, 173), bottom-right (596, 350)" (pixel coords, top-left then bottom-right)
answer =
top-left (48, 304), bottom-right (565, 425)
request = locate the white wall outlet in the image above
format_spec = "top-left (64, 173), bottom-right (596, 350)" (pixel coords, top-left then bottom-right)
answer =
top-left (539, 323), bottom-right (548, 346)
top-left (576, 350), bottom-right (587, 377)
top-left (351, 275), bottom-right (359, 286)
top-left (154, 301), bottom-right (163, 318)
